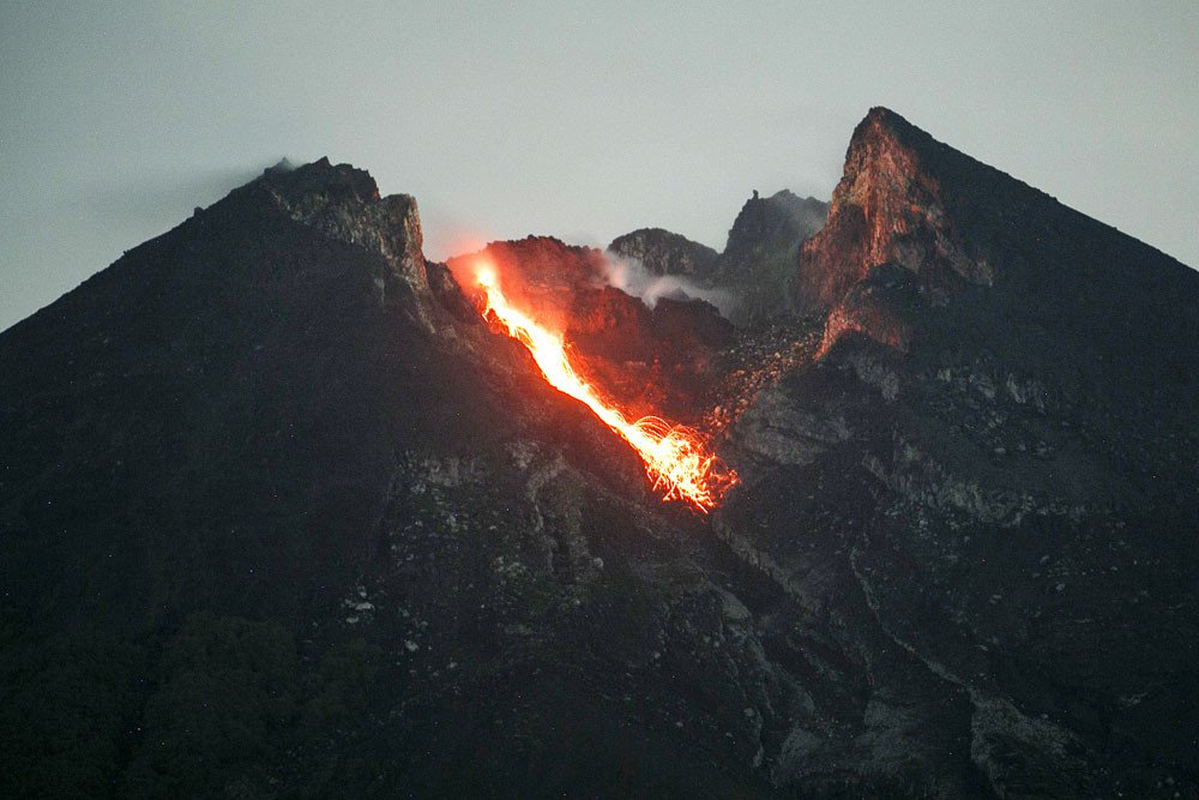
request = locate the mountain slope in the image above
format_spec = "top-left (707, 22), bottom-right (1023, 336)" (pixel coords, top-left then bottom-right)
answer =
top-left (718, 108), bottom-right (1199, 796)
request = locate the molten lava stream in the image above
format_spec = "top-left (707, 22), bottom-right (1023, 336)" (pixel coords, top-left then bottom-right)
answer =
top-left (473, 266), bottom-right (737, 512)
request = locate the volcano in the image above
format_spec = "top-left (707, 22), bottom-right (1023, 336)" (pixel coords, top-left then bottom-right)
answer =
top-left (2, 110), bottom-right (1197, 797)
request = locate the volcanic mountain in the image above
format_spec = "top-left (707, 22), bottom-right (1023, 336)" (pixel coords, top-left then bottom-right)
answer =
top-left (1, 110), bottom-right (1196, 797)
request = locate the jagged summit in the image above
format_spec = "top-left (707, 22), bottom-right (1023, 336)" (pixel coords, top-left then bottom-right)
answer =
top-left (802, 106), bottom-right (1199, 359)
top-left (254, 155), bottom-right (381, 203)
top-left (798, 106), bottom-right (987, 310)
top-left (721, 189), bottom-right (826, 259)
top-left (704, 188), bottom-right (827, 323)
top-left (264, 156), bottom-right (296, 175)
top-left (806, 107), bottom-right (1194, 308)
top-left (232, 157), bottom-right (429, 296)
top-left (843, 106), bottom-right (1004, 190)
top-left (606, 189), bottom-right (828, 325)
top-left (853, 106), bottom-right (936, 152)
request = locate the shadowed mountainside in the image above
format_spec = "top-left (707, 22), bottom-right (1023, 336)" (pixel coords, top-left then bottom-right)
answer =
top-left (0, 159), bottom-right (786, 796)
top-left (717, 108), bottom-right (1199, 796)
top-left (1, 109), bottom-right (1197, 797)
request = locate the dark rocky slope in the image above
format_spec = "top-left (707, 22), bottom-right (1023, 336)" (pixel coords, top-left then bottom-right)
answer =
top-left (1, 107), bottom-right (1196, 799)
top-left (0, 157), bottom-right (868, 799)
top-left (0, 160), bottom-right (785, 796)
top-left (716, 108), bottom-right (1199, 796)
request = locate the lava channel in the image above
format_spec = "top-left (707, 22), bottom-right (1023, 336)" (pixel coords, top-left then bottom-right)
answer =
top-left (472, 264), bottom-right (738, 512)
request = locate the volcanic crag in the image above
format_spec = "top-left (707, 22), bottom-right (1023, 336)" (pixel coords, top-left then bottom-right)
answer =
top-left (1, 110), bottom-right (1196, 797)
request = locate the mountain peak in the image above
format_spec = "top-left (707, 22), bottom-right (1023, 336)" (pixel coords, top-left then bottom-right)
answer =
top-left (4, 111), bottom-right (1199, 798)
top-left (606, 228), bottom-right (718, 277)
top-left (799, 107), bottom-right (1199, 405)
top-left (851, 107), bottom-right (936, 155)
top-left (840, 107), bottom-right (974, 203)
top-left (239, 158), bottom-right (427, 296)
top-left (861, 105), bottom-right (915, 132)
top-left (796, 108), bottom-right (995, 314)
top-left (255, 156), bottom-right (382, 205)
top-left (264, 156), bottom-right (295, 175)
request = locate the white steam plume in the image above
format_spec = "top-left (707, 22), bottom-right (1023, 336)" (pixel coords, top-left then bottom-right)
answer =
top-left (600, 255), bottom-right (736, 319)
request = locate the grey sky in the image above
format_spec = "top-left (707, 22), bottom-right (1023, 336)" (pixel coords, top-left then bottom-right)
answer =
top-left (2, 1), bottom-right (1196, 331)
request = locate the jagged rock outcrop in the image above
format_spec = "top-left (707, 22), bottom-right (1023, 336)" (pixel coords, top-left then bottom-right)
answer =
top-left (719, 190), bottom-right (828, 282)
top-left (709, 190), bottom-right (827, 324)
top-left (801, 107), bottom-right (1199, 376)
top-left (607, 227), bottom-right (719, 278)
top-left (815, 262), bottom-right (916, 357)
top-left (253, 156), bottom-right (429, 296)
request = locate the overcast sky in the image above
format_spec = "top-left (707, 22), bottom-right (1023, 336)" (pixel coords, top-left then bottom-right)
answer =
top-left (2, 1), bottom-right (1196, 331)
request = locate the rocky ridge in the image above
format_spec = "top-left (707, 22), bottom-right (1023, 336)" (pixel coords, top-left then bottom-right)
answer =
top-left (607, 190), bottom-right (827, 325)
top-left (607, 227), bottom-right (719, 278)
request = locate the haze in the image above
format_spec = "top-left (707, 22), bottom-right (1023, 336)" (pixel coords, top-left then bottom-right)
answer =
top-left (2, 1), bottom-right (1196, 331)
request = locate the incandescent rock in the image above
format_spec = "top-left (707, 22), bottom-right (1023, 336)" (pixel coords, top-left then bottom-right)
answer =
top-left (450, 236), bottom-right (734, 422)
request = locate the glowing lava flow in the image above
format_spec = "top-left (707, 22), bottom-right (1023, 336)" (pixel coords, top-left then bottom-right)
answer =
top-left (474, 266), bottom-right (737, 512)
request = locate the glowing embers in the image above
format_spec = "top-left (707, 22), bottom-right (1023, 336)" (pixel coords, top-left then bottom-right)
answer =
top-left (474, 265), bottom-right (737, 512)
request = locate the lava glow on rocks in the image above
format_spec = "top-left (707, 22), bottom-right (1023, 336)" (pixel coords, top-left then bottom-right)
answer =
top-left (473, 265), bottom-right (737, 512)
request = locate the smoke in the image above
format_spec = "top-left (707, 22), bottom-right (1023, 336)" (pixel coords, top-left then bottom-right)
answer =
top-left (600, 254), bottom-right (736, 319)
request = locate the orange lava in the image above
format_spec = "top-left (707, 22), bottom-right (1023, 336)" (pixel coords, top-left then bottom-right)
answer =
top-left (474, 265), bottom-right (738, 512)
